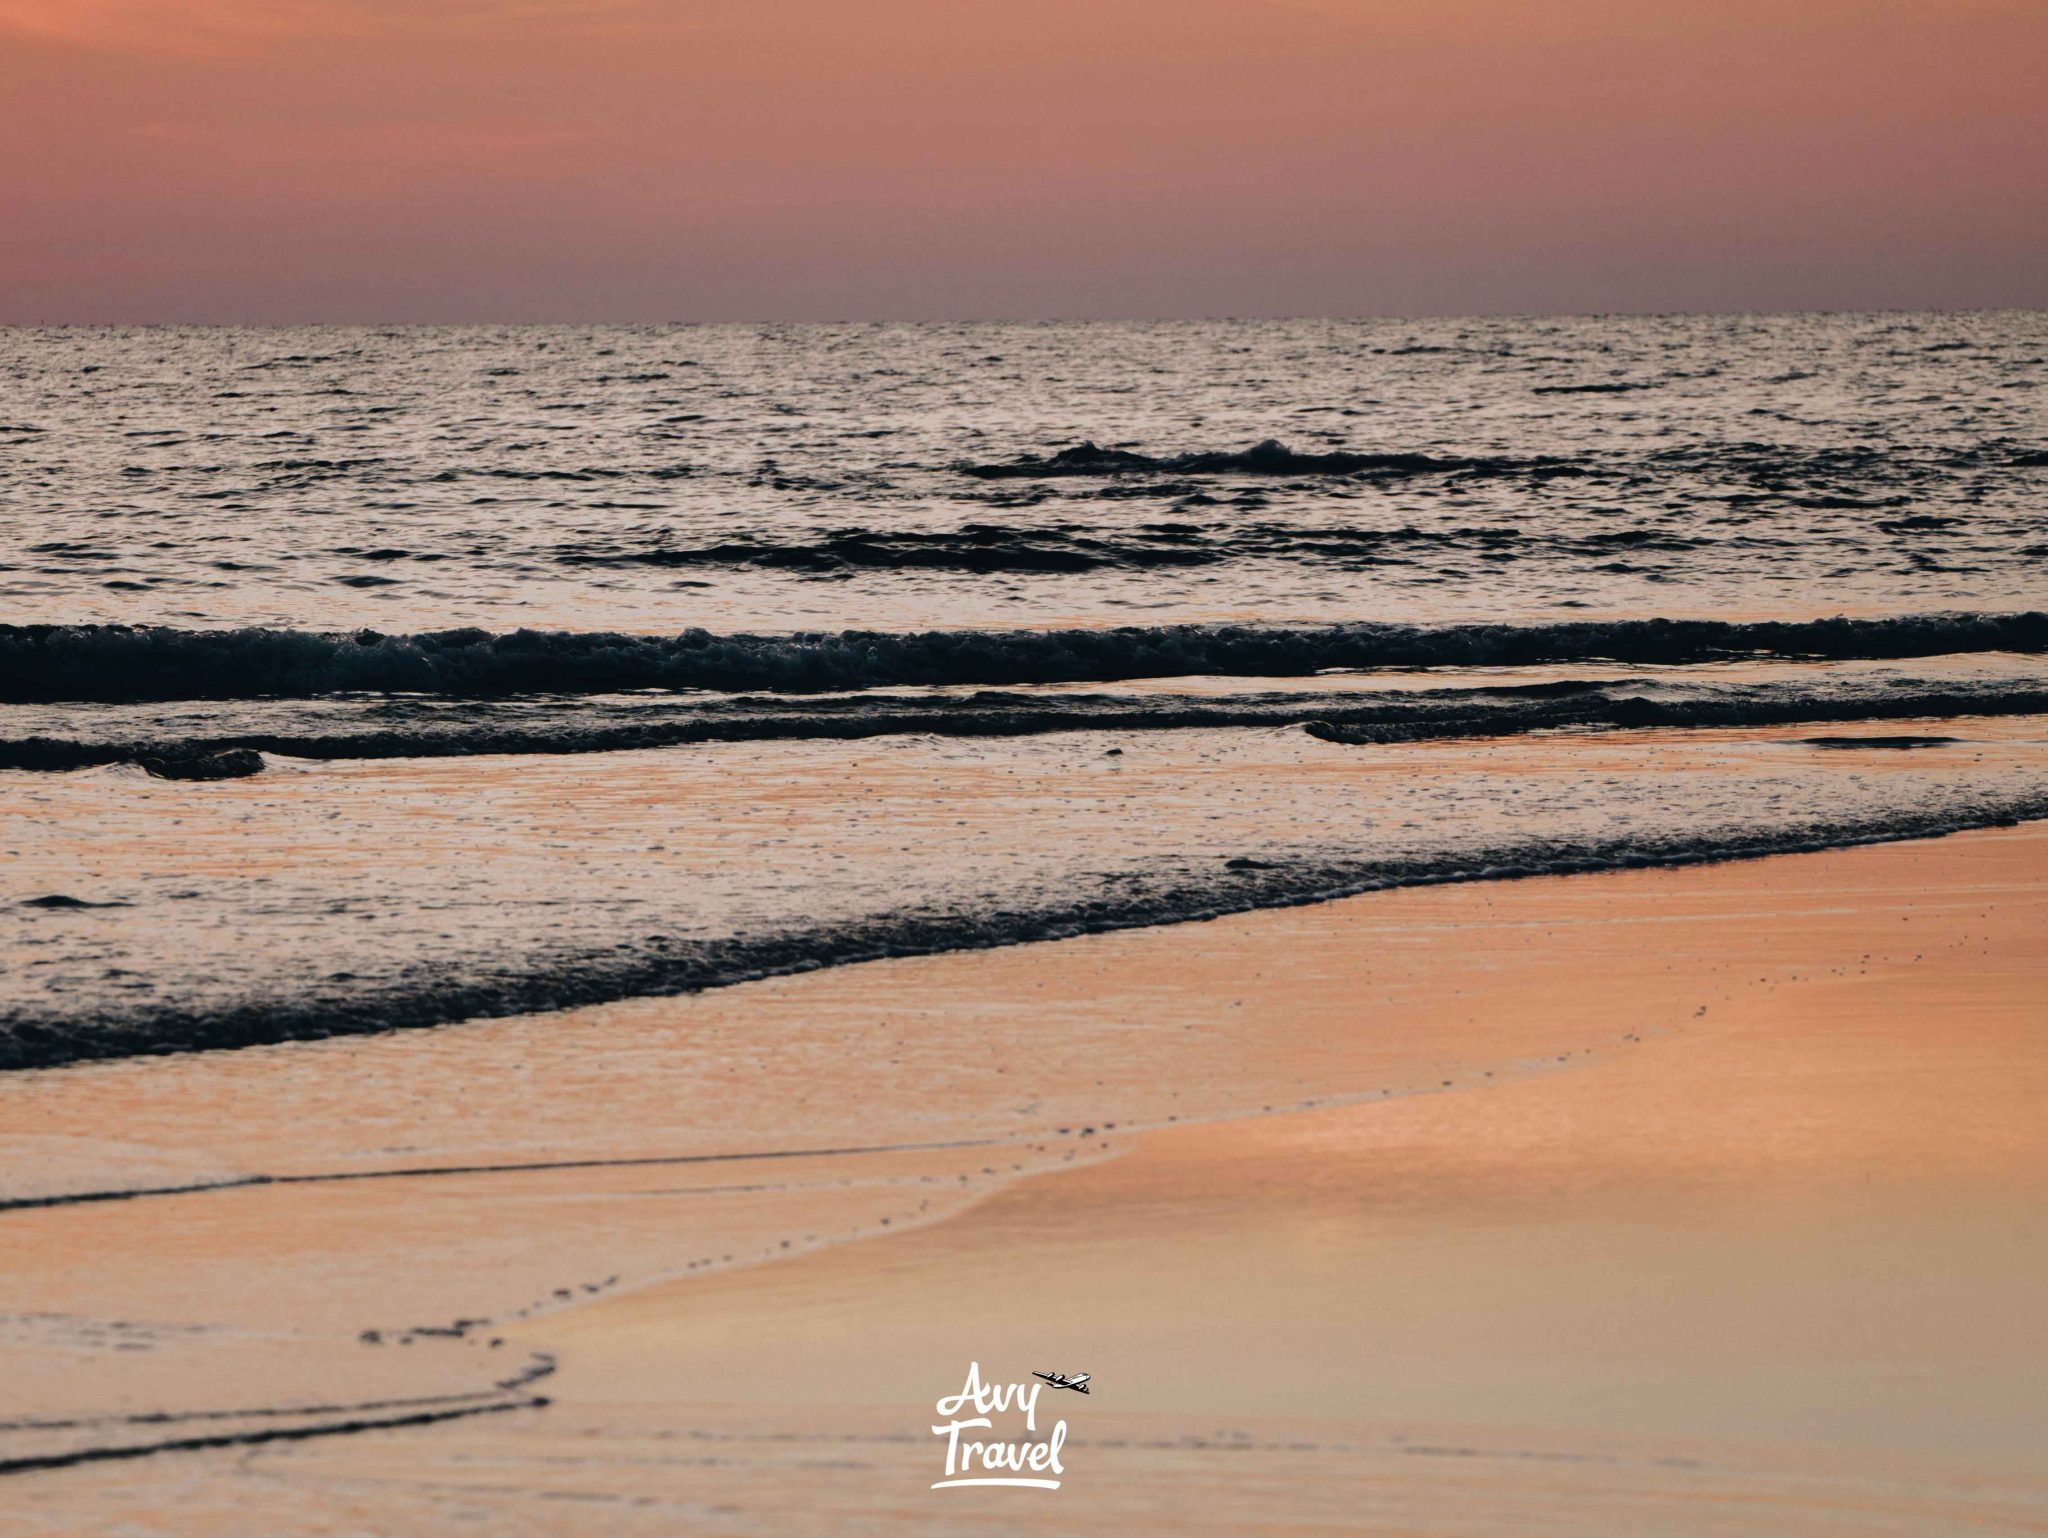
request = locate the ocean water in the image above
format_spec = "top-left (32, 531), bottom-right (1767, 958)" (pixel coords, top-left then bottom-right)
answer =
top-left (4, 313), bottom-right (2044, 636)
top-left (10, 720), bottom-right (2048, 1067)
top-left (3, 314), bottom-right (2046, 1067)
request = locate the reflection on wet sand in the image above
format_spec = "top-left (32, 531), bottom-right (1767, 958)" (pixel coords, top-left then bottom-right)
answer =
top-left (3, 827), bottom-right (2044, 1534)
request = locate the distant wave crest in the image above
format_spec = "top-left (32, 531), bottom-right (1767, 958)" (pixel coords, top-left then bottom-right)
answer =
top-left (542, 519), bottom-right (1713, 577)
top-left (957, 438), bottom-right (1582, 480)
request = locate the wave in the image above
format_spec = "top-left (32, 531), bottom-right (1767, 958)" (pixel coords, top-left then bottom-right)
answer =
top-left (6, 793), bottom-right (2045, 1073)
top-left (553, 526), bottom-right (1221, 575)
top-left (133, 748), bottom-right (267, 781)
top-left (1532, 380), bottom-right (1658, 395)
top-left (6, 676), bottom-right (2046, 772)
top-left (1296, 680), bottom-right (2048, 745)
top-left (1796, 734), bottom-right (1959, 750)
top-left (951, 435), bottom-right (2048, 486)
top-left (3, 612), bottom-right (2045, 704)
top-left (957, 438), bottom-right (1581, 480)
top-left (540, 520), bottom-right (1716, 576)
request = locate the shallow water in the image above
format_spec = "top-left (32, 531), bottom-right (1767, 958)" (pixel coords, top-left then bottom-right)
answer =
top-left (8, 718), bottom-right (2048, 1067)
top-left (5, 317), bottom-right (2048, 1526)
top-left (5, 316), bottom-right (2048, 1065)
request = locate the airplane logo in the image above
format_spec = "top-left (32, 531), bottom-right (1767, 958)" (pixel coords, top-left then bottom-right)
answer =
top-left (1033, 1370), bottom-right (1090, 1394)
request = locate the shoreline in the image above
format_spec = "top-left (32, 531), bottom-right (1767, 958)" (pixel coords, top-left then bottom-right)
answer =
top-left (11, 712), bottom-right (2048, 1072)
top-left (3, 822), bottom-right (2045, 1531)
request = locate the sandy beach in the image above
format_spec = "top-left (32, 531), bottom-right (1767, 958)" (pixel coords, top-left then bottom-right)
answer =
top-left (4, 813), bottom-right (2043, 1535)
top-left (7, 9), bottom-right (2046, 1529)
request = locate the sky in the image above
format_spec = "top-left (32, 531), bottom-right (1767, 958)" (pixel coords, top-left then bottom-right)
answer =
top-left (1, 0), bottom-right (2044, 322)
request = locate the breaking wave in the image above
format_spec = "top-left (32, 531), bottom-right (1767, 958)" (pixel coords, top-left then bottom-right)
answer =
top-left (957, 438), bottom-right (1582, 480)
top-left (4, 612), bottom-right (2045, 704)
top-left (540, 519), bottom-right (1723, 576)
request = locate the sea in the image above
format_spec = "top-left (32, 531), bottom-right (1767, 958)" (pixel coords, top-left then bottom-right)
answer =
top-left (3, 313), bottom-right (2046, 1067)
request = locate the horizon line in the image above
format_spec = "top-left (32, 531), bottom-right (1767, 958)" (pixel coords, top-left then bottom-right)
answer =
top-left (4, 304), bottom-right (2045, 331)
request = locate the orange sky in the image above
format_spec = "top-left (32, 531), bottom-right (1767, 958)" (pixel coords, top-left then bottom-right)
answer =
top-left (2, 0), bottom-right (2044, 321)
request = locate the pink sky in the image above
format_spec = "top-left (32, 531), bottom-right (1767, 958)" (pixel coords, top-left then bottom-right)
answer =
top-left (2, 0), bottom-right (2044, 321)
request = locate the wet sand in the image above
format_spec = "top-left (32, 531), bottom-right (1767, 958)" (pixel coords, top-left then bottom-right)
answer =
top-left (2, 825), bottom-right (2045, 1534)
